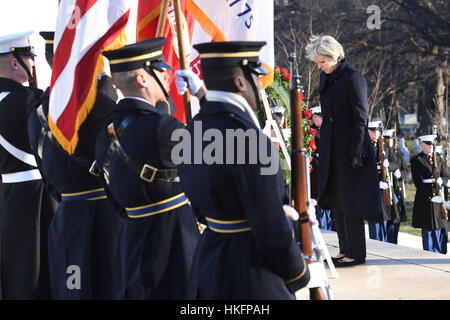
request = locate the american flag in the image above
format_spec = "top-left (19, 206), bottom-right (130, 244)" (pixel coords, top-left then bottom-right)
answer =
top-left (48, 0), bottom-right (130, 154)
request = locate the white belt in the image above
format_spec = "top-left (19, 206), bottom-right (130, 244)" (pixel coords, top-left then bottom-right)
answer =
top-left (0, 133), bottom-right (38, 167)
top-left (422, 179), bottom-right (435, 183)
top-left (2, 169), bottom-right (42, 183)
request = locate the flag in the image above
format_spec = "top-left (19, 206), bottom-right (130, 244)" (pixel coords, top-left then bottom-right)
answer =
top-left (187, 0), bottom-right (274, 89)
top-left (136, 0), bottom-right (194, 124)
top-left (49, 0), bottom-right (130, 154)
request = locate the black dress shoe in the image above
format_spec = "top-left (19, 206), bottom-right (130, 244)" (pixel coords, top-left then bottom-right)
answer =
top-left (334, 259), bottom-right (365, 267)
top-left (331, 256), bottom-right (345, 263)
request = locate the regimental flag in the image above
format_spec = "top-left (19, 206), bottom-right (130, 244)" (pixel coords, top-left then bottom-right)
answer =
top-left (187, 0), bottom-right (274, 89)
top-left (136, 0), bottom-right (194, 124)
top-left (49, 0), bottom-right (130, 154)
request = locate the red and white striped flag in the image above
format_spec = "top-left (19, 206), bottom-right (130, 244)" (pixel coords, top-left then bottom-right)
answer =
top-left (48, 0), bottom-right (130, 154)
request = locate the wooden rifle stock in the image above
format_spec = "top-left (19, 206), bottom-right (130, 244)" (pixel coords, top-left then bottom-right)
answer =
top-left (432, 146), bottom-right (447, 220)
top-left (289, 53), bottom-right (327, 300)
top-left (378, 123), bottom-right (392, 205)
top-left (444, 149), bottom-right (449, 202)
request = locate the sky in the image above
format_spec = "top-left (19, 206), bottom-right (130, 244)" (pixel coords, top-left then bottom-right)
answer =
top-left (0, 0), bottom-right (138, 89)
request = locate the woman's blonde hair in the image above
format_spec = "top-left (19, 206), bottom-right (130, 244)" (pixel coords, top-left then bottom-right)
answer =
top-left (305, 35), bottom-right (345, 62)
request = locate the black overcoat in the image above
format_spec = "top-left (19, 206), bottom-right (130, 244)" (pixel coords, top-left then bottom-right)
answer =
top-left (411, 152), bottom-right (449, 231)
top-left (317, 60), bottom-right (381, 217)
top-left (95, 97), bottom-right (200, 299)
top-left (177, 95), bottom-right (310, 299)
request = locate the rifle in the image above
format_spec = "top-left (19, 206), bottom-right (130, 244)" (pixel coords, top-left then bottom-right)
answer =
top-left (444, 148), bottom-right (449, 202)
top-left (289, 53), bottom-right (327, 300)
top-left (432, 125), bottom-right (447, 220)
top-left (378, 114), bottom-right (393, 205)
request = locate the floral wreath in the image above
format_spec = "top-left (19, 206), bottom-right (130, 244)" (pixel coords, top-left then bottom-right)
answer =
top-left (263, 65), bottom-right (318, 183)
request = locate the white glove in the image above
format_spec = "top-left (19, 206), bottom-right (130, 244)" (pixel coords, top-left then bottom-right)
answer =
top-left (431, 196), bottom-right (444, 204)
top-left (283, 205), bottom-right (299, 221)
top-left (379, 181), bottom-right (389, 190)
top-left (174, 69), bottom-right (203, 95)
top-left (444, 201), bottom-right (450, 211)
top-left (437, 177), bottom-right (443, 186)
top-left (383, 159), bottom-right (389, 168)
top-left (394, 169), bottom-right (401, 179)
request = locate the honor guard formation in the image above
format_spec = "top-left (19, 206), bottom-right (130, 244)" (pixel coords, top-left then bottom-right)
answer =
top-left (0, 29), bottom-right (448, 301)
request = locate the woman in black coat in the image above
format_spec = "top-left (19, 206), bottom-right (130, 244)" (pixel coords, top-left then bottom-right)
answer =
top-left (306, 35), bottom-right (381, 266)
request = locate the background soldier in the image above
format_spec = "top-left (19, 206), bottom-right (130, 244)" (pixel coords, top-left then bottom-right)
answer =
top-left (97, 38), bottom-right (201, 299)
top-left (367, 121), bottom-right (397, 242)
top-left (411, 135), bottom-right (449, 254)
top-left (383, 128), bottom-right (408, 244)
top-left (27, 31), bottom-right (124, 299)
top-left (176, 41), bottom-right (310, 299)
top-left (0, 31), bottom-right (57, 299)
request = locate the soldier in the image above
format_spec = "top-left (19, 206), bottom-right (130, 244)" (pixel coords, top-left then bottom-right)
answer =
top-left (366, 121), bottom-right (397, 242)
top-left (383, 129), bottom-right (408, 244)
top-left (310, 105), bottom-right (334, 231)
top-left (176, 41), bottom-right (310, 299)
top-left (27, 31), bottom-right (124, 299)
top-left (0, 31), bottom-right (57, 299)
top-left (96, 37), bottom-right (201, 299)
top-left (411, 135), bottom-right (449, 254)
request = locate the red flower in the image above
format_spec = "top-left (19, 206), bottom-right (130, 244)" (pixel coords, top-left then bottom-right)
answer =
top-left (311, 144), bottom-right (317, 152)
top-left (309, 128), bottom-right (317, 136)
top-left (309, 137), bottom-right (316, 148)
top-left (275, 65), bottom-right (281, 73)
top-left (281, 67), bottom-right (288, 75)
top-left (309, 167), bottom-right (313, 173)
top-left (303, 109), bottom-right (312, 119)
top-left (282, 73), bottom-right (291, 82)
top-left (308, 120), bottom-right (312, 126)
top-left (300, 92), bottom-right (304, 101)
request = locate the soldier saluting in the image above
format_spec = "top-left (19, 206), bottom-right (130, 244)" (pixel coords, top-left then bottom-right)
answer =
top-left (96, 38), bottom-right (202, 299)
top-left (176, 41), bottom-right (310, 299)
top-left (411, 134), bottom-right (450, 254)
top-left (0, 31), bottom-right (57, 299)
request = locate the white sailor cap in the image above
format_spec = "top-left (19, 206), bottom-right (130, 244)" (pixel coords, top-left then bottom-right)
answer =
top-left (311, 106), bottom-right (322, 115)
top-left (368, 121), bottom-right (381, 130)
top-left (0, 30), bottom-right (36, 56)
top-left (383, 129), bottom-right (395, 137)
top-left (418, 135), bottom-right (437, 144)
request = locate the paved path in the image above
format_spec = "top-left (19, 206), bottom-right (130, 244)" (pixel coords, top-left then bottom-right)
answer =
top-left (296, 229), bottom-right (450, 300)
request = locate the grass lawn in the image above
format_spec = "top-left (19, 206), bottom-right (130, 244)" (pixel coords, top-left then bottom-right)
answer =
top-left (400, 181), bottom-right (422, 237)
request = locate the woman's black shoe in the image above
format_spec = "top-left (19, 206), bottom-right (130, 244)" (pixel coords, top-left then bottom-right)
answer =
top-left (331, 256), bottom-right (345, 263)
top-left (334, 259), bottom-right (365, 267)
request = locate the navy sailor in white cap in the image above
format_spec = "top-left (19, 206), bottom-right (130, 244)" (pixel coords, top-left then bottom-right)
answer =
top-left (0, 31), bottom-right (58, 298)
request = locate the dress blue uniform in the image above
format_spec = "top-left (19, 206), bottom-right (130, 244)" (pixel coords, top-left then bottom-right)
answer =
top-left (177, 41), bottom-right (310, 299)
top-left (0, 32), bottom-right (57, 299)
top-left (411, 135), bottom-right (449, 254)
top-left (96, 38), bottom-right (199, 299)
top-left (27, 31), bottom-right (124, 299)
top-left (367, 125), bottom-right (399, 243)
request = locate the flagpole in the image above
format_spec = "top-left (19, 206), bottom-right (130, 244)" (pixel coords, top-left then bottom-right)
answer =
top-left (156, 0), bottom-right (170, 37)
top-left (173, 0), bottom-right (192, 123)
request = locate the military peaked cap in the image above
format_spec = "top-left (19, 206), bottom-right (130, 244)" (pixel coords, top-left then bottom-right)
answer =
top-left (102, 37), bottom-right (172, 73)
top-left (193, 41), bottom-right (268, 76)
